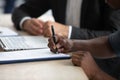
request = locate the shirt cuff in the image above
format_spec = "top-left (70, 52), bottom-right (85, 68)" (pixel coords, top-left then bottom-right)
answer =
top-left (68, 25), bottom-right (72, 39)
top-left (20, 17), bottom-right (31, 29)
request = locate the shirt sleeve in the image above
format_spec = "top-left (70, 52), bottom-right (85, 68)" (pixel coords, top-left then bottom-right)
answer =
top-left (20, 17), bottom-right (31, 29)
top-left (68, 25), bottom-right (72, 39)
top-left (108, 31), bottom-right (120, 57)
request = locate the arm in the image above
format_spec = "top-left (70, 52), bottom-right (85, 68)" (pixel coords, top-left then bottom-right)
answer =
top-left (70, 36), bottom-right (115, 58)
top-left (81, 31), bottom-right (120, 57)
top-left (12, 0), bottom-right (50, 30)
top-left (72, 51), bottom-right (117, 80)
top-left (70, 27), bottom-right (114, 39)
top-left (42, 21), bottom-right (114, 39)
top-left (41, 8), bottom-right (120, 39)
top-left (48, 34), bottom-right (115, 58)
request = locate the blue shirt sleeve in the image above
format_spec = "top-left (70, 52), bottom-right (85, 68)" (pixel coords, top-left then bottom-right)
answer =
top-left (108, 31), bottom-right (120, 57)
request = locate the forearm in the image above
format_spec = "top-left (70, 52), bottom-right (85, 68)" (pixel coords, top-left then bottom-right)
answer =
top-left (93, 70), bottom-right (116, 80)
top-left (71, 39), bottom-right (90, 52)
top-left (88, 36), bottom-right (116, 58)
top-left (71, 36), bottom-right (115, 58)
top-left (71, 27), bottom-right (114, 39)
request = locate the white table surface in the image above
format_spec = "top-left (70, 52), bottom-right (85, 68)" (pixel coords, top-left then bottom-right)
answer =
top-left (0, 14), bottom-right (88, 80)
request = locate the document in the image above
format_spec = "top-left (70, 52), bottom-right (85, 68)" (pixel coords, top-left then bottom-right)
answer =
top-left (0, 27), bottom-right (18, 36)
top-left (0, 49), bottom-right (70, 64)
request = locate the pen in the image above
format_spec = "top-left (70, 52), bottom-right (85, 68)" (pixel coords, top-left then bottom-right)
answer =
top-left (51, 25), bottom-right (58, 54)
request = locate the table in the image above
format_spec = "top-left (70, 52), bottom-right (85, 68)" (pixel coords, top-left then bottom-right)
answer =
top-left (0, 14), bottom-right (88, 80)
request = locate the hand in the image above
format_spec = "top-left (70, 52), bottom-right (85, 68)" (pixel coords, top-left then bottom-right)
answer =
top-left (72, 51), bottom-right (101, 80)
top-left (43, 21), bottom-right (69, 38)
top-left (22, 18), bottom-right (44, 35)
top-left (48, 35), bottom-right (74, 53)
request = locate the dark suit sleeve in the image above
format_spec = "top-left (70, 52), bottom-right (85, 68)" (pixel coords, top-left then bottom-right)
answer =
top-left (12, 0), bottom-right (50, 30)
top-left (70, 27), bottom-right (114, 39)
top-left (108, 31), bottom-right (120, 57)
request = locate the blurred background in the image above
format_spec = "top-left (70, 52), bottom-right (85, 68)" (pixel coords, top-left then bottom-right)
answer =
top-left (0, 0), bottom-right (25, 14)
top-left (0, 0), bottom-right (53, 27)
top-left (0, 0), bottom-right (25, 27)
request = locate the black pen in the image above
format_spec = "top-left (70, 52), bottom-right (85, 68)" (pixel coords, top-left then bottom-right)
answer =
top-left (51, 25), bottom-right (58, 54)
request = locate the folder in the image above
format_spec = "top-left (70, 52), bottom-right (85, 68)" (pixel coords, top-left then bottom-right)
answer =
top-left (0, 49), bottom-right (70, 64)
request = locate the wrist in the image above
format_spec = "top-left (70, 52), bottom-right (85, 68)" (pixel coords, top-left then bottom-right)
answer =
top-left (69, 40), bottom-right (76, 52)
top-left (22, 19), bottom-right (30, 30)
top-left (63, 25), bottom-right (69, 38)
top-left (20, 17), bottom-right (31, 30)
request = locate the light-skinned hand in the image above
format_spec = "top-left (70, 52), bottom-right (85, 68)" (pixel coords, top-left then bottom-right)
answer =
top-left (22, 18), bottom-right (44, 35)
top-left (43, 21), bottom-right (69, 38)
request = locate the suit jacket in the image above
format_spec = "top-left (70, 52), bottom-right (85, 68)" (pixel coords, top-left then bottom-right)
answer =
top-left (109, 31), bottom-right (120, 57)
top-left (12, 0), bottom-right (119, 39)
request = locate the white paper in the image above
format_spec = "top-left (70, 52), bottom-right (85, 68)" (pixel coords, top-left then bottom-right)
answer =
top-left (0, 27), bottom-right (18, 36)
